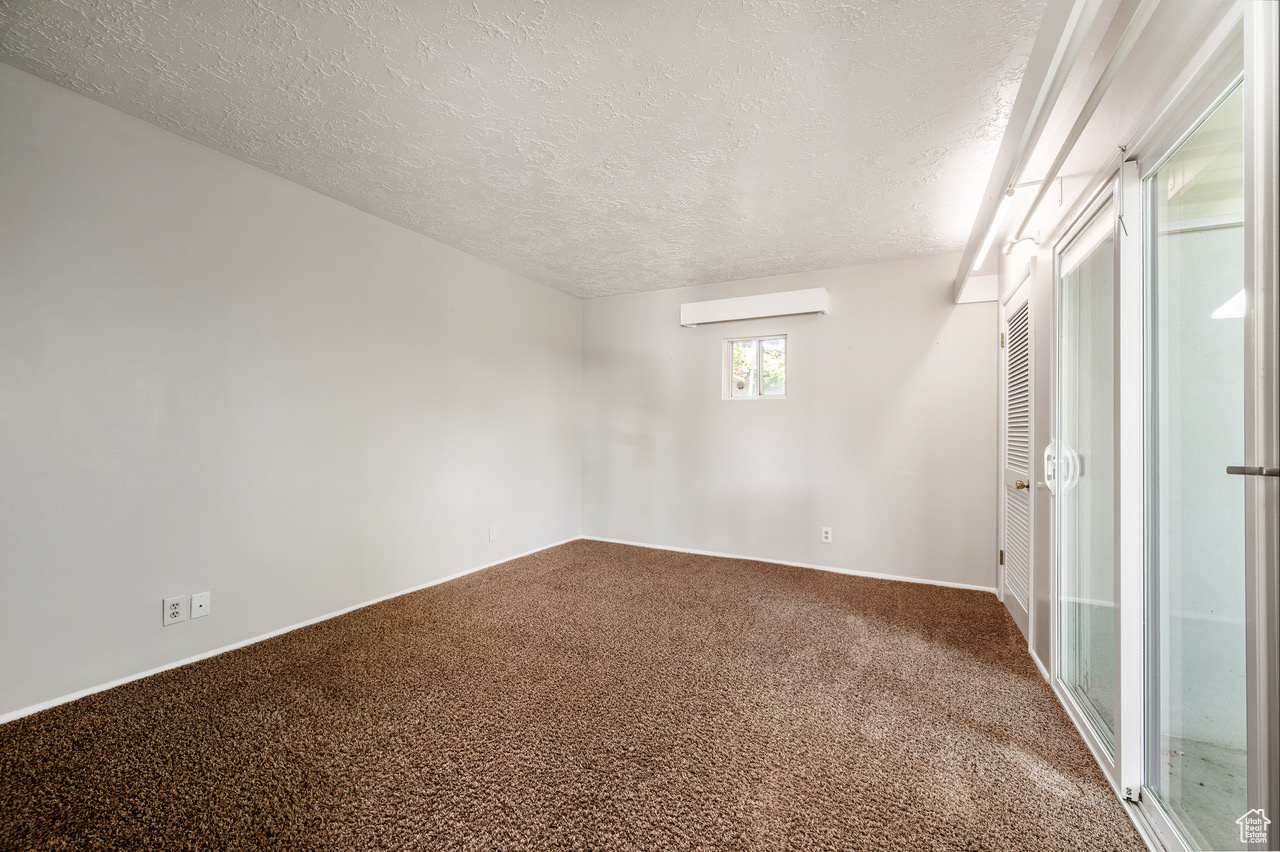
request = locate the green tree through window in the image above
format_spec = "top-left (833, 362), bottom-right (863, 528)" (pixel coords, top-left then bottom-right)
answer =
top-left (727, 337), bottom-right (785, 398)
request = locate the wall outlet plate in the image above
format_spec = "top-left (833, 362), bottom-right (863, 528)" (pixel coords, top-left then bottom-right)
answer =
top-left (821, 527), bottom-right (833, 543)
top-left (163, 595), bottom-right (190, 626)
top-left (488, 524), bottom-right (498, 541)
top-left (191, 591), bottom-right (210, 619)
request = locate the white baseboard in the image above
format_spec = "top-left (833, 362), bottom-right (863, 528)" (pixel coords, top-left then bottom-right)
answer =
top-left (581, 535), bottom-right (999, 595)
top-left (1030, 646), bottom-right (1052, 684)
top-left (0, 537), bottom-right (579, 725)
top-left (3, 534), bottom-right (996, 725)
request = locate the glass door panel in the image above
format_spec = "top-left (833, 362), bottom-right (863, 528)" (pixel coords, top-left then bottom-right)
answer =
top-left (1147, 82), bottom-right (1247, 852)
top-left (1059, 198), bottom-right (1119, 750)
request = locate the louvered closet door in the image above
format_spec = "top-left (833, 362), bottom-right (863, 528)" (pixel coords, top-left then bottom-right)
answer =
top-left (1000, 278), bottom-right (1032, 634)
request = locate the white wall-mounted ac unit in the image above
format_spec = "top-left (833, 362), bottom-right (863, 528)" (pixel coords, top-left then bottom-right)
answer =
top-left (679, 288), bottom-right (829, 327)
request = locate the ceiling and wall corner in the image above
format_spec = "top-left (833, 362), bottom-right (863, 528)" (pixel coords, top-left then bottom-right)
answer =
top-left (0, 0), bottom-right (1046, 298)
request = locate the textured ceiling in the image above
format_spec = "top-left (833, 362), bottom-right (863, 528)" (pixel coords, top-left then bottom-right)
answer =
top-left (0, 0), bottom-right (1044, 298)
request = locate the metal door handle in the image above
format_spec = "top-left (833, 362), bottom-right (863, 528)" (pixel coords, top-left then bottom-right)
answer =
top-left (1226, 466), bottom-right (1280, 476)
top-left (1015, 480), bottom-right (1031, 490)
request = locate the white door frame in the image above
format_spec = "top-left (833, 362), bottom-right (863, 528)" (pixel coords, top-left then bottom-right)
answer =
top-left (1048, 176), bottom-right (1122, 792)
top-left (1115, 159), bottom-right (1145, 802)
top-left (1242, 1), bottom-right (1279, 843)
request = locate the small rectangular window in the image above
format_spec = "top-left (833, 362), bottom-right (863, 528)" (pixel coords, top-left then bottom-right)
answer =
top-left (725, 335), bottom-right (786, 399)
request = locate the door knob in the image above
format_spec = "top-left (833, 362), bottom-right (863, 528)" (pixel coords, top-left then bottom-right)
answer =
top-left (1015, 480), bottom-right (1031, 490)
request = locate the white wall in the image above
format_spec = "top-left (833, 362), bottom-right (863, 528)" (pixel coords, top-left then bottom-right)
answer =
top-left (0, 64), bottom-right (582, 718)
top-left (581, 255), bottom-right (999, 589)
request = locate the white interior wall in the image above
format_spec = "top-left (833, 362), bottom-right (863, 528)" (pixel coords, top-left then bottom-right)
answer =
top-left (0, 64), bottom-right (583, 719)
top-left (1, 58), bottom-right (1008, 722)
top-left (581, 256), bottom-right (999, 589)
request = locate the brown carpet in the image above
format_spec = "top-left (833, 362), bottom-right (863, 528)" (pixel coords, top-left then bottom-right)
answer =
top-left (0, 540), bottom-right (1144, 851)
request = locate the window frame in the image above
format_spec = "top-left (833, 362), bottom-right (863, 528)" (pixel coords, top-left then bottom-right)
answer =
top-left (722, 334), bottom-right (787, 400)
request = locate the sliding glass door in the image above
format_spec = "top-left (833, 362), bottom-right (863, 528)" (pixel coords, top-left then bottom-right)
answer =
top-left (1145, 82), bottom-right (1249, 852)
top-left (1058, 196), bottom-right (1119, 752)
top-left (1046, 8), bottom-right (1277, 850)
top-left (1052, 77), bottom-right (1263, 852)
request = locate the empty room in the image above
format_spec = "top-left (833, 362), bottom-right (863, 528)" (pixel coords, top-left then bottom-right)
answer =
top-left (1, 0), bottom-right (1277, 849)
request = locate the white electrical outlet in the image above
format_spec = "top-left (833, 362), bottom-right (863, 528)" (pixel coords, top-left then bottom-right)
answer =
top-left (163, 595), bottom-right (190, 626)
top-left (191, 591), bottom-right (211, 619)
top-left (488, 524), bottom-right (498, 541)
top-left (821, 527), bottom-right (833, 543)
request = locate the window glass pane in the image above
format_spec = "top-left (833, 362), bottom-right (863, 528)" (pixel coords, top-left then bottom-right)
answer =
top-left (1147, 83), bottom-right (1246, 852)
top-left (730, 340), bottom-right (757, 396)
top-left (1058, 200), bottom-right (1118, 750)
top-left (761, 338), bottom-right (786, 395)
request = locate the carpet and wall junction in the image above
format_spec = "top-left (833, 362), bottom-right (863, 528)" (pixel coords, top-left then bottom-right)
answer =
top-left (0, 540), bottom-right (1143, 850)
